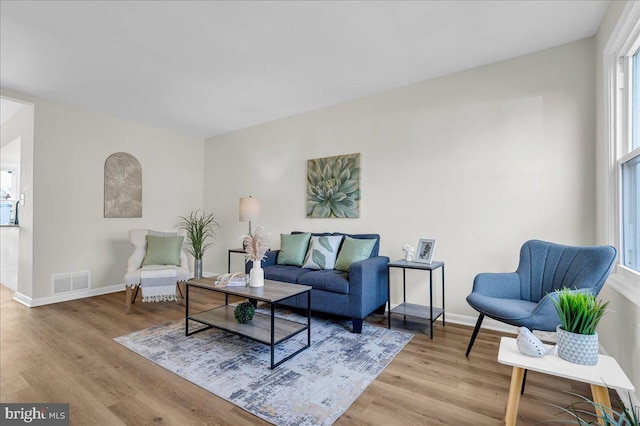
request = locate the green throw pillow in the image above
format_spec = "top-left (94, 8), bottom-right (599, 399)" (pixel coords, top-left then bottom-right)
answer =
top-left (302, 235), bottom-right (344, 270)
top-left (277, 233), bottom-right (312, 266)
top-left (142, 235), bottom-right (184, 266)
top-left (334, 236), bottom-right (376, 272)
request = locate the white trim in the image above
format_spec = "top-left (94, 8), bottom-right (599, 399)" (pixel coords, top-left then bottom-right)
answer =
top-left (607, 269), bottom-right (640, 306)
top-left (10, 270), bottom-right (222, 307)
top-left (434, 312), bottom-right (518, 335)
top-left (603, 0), bottom-right (640, 308)
top-left (12, 284), bottom-right (125, 307)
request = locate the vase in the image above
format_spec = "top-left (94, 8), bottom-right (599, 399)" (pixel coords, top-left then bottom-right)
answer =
top-left (405, 253), bottom-right (414, 262)
top-left (250, 260), bottom-right (264, 287)
top-left (194, 258), bottom-right (203, 279)
top-left (556, 325), bottom-right (599, 366)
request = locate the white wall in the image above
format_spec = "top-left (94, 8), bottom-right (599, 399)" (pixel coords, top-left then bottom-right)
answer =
top-left (594, 0), bottom-right (640, 400)
top-left (0, 104), bottom-right (30, 291)
top-left (0, 99), bottom-right (34, 297)
top-left (0, 227), bottom-right (19, 290)
top-left (0, 89), bottom-right (205, 301)
top-left (203, 38), bottom-right (596, 319)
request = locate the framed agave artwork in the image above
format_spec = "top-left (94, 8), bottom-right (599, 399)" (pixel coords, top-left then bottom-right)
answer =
top-left (307, 153), bottom-right (360, 218)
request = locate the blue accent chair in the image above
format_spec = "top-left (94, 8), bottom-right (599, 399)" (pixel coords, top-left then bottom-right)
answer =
top-left (465, 240), bottom-right (616, 357)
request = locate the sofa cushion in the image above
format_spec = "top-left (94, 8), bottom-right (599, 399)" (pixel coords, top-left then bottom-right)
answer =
top-left (334, 233), bottom-right (380, 257)
top-left (335, 236), bottom-right (377, 272)
top-left (277, 233), bottom-right (312, 266)
top-left (301, 235), bottom-right (344, 270)
top-left (297, 269), bottom-right (350, 294)
top-left (263, 265), bottom-right (312, 284)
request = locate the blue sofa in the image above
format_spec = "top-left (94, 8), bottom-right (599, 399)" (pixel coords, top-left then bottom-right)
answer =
top-left (246, 232), bottom-right (389, 333)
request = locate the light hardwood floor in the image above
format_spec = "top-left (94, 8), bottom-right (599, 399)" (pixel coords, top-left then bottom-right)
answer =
top-left (1, 284), bottom-right (610, 425)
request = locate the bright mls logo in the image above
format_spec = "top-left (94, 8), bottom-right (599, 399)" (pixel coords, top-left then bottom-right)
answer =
top-left (1, 403), bottom-right (69, 425)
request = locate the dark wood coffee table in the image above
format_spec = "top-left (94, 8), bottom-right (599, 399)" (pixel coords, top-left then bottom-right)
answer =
top-left (185, 277), bottom-right (311, 369)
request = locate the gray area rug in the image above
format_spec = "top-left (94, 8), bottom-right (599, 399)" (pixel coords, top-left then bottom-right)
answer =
top-left (114, 309), bottom-right (412, 426)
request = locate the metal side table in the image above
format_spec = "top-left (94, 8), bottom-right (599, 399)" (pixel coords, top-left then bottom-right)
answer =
top-left (387, 259), bottom-right (445, 339)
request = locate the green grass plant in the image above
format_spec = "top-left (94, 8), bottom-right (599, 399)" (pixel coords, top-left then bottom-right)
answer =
top-left (176, 210), bottom-right (220, 259)
top-left (541, 390), bottom-right (638, 425)
top-left (552, 288), bottom-right (608, 336)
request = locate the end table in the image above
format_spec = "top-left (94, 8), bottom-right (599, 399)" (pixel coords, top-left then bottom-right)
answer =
top-left (387, 259), bottom-right (445, 339)
top-left (228, 248), bottom-right (246, 273)
top-left (498, 337), bottom-right (634, 426)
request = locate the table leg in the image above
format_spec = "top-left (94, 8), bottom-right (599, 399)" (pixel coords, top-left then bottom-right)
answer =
top-left (429, 269), bottom-right (433, 339)
top-left (402, 268), bottom-right (406, 322)
top-left (441, 265), bottom-right (445, 326)
top-left (270, 303), bottom-right (276, 369)
top-left (590, 384), bottom-right (612, 426)
top-left (505, 366), bottom-right (525, 426)
top-left (387, 265), bottom-right (391, 329)
top-left (185, 284), bottom-right (189, 336)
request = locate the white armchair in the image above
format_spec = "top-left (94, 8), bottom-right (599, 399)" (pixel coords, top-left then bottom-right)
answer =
top-left (124, 229), bottom-right (192, 313)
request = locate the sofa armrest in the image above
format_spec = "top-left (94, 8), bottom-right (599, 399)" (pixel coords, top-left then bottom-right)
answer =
top-left (471, 272), bottom-right (521, 299)
top-left (245, 250), bottom-right (279, 274)
top-left (348, 256), bottom-right (390, 319)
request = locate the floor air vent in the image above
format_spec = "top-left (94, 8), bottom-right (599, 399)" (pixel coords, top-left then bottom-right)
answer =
top-left (51, 271), bottom-right (91, 294)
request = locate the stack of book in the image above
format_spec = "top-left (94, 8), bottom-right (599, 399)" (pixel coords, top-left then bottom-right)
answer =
top-left (215, 273), bottom-right (247, 287)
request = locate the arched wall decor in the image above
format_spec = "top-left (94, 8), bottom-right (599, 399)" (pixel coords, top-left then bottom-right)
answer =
top-left (104, 152), bottom-right (142, 218)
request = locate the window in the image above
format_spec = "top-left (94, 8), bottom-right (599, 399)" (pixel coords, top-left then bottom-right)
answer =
top-left (622, 150), bottom-right (639, 271)
top-left (606, 2), bottom-right (640, 306)
top-left (621, 48), bottom-right (640, 273)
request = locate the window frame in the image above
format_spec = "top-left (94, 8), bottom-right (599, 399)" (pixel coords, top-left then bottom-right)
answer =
top-left (604, 1), bottom-right (640, 307)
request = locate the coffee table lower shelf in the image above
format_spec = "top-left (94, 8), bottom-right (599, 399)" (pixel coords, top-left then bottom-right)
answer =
top-left (186, 305), bottom-right (310, 369)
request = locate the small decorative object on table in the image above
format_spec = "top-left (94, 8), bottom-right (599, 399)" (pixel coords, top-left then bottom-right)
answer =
top-left (215, 273), bottom-right (247, 287)
top-left (233, 301), bottom-right (256, 324)
top-left (402, 244), bottom-right (415, 262)
top-left (415, 239), bottom-right (436, 264)
top-left (177, 210), bottom-right (220, 279)
top-left (552, 288), bottom-right (608, 366)
top-left (243, 226), bottom-right (270, 288)
top-left (516, 327), bottom-right (546, 357)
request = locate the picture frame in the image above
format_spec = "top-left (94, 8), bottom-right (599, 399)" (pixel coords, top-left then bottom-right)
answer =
top-left (415, 239), bottom-right (436, 264)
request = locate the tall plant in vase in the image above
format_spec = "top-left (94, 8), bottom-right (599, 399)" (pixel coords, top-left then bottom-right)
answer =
top-left (177, 210), bottom-right (220, 279)
top-left (243, 226), bottom-right (270, 288)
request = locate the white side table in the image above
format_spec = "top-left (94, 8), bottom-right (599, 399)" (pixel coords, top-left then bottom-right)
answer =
top-left (497, 337), bottom-right (634, 426)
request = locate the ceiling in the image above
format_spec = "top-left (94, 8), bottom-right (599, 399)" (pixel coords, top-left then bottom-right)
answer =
top-left (0, 1), bottom-right (609, 139)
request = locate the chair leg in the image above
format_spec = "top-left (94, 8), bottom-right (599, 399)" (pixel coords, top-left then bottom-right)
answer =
top-left (176, 282), bottom-right (184, 299)
top-left (466, 314), bottom-right (485, 357)
top-left (125, 286), bottom-right (139, 313)
top-left (521, 369), bottom-right (528, 395)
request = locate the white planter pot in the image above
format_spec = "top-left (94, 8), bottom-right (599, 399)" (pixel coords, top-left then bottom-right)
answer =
top-left (250, 260), bottom-right (264, 288)
top-left (556, 325), bottom-right (599, 366)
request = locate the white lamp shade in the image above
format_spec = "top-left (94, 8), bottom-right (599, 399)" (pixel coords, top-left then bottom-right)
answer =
top-left (239, 197), bottom-right (260, 222)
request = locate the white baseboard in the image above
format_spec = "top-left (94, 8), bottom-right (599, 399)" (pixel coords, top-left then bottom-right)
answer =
top-left (12, 270), bottom-right (221, 308)
top-left (13, 283), bottom-right (125, 307)
top-left (444, 312), bottom-right (517, 335)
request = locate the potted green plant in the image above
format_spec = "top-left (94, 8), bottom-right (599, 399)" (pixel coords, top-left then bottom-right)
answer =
top-left (176, 210), bottom-right (220, 279)
top-left (552, 288), bottom-right (609, 366)
top-left (545, 390), bottom-right (638, 425)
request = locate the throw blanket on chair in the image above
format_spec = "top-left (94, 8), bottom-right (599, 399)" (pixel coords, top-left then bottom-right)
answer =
top-left (140, 266), bottom-right (178, 303)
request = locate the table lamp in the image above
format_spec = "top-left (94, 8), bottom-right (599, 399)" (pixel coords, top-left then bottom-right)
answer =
top-left (239, 196), bottom-right (260, 235)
